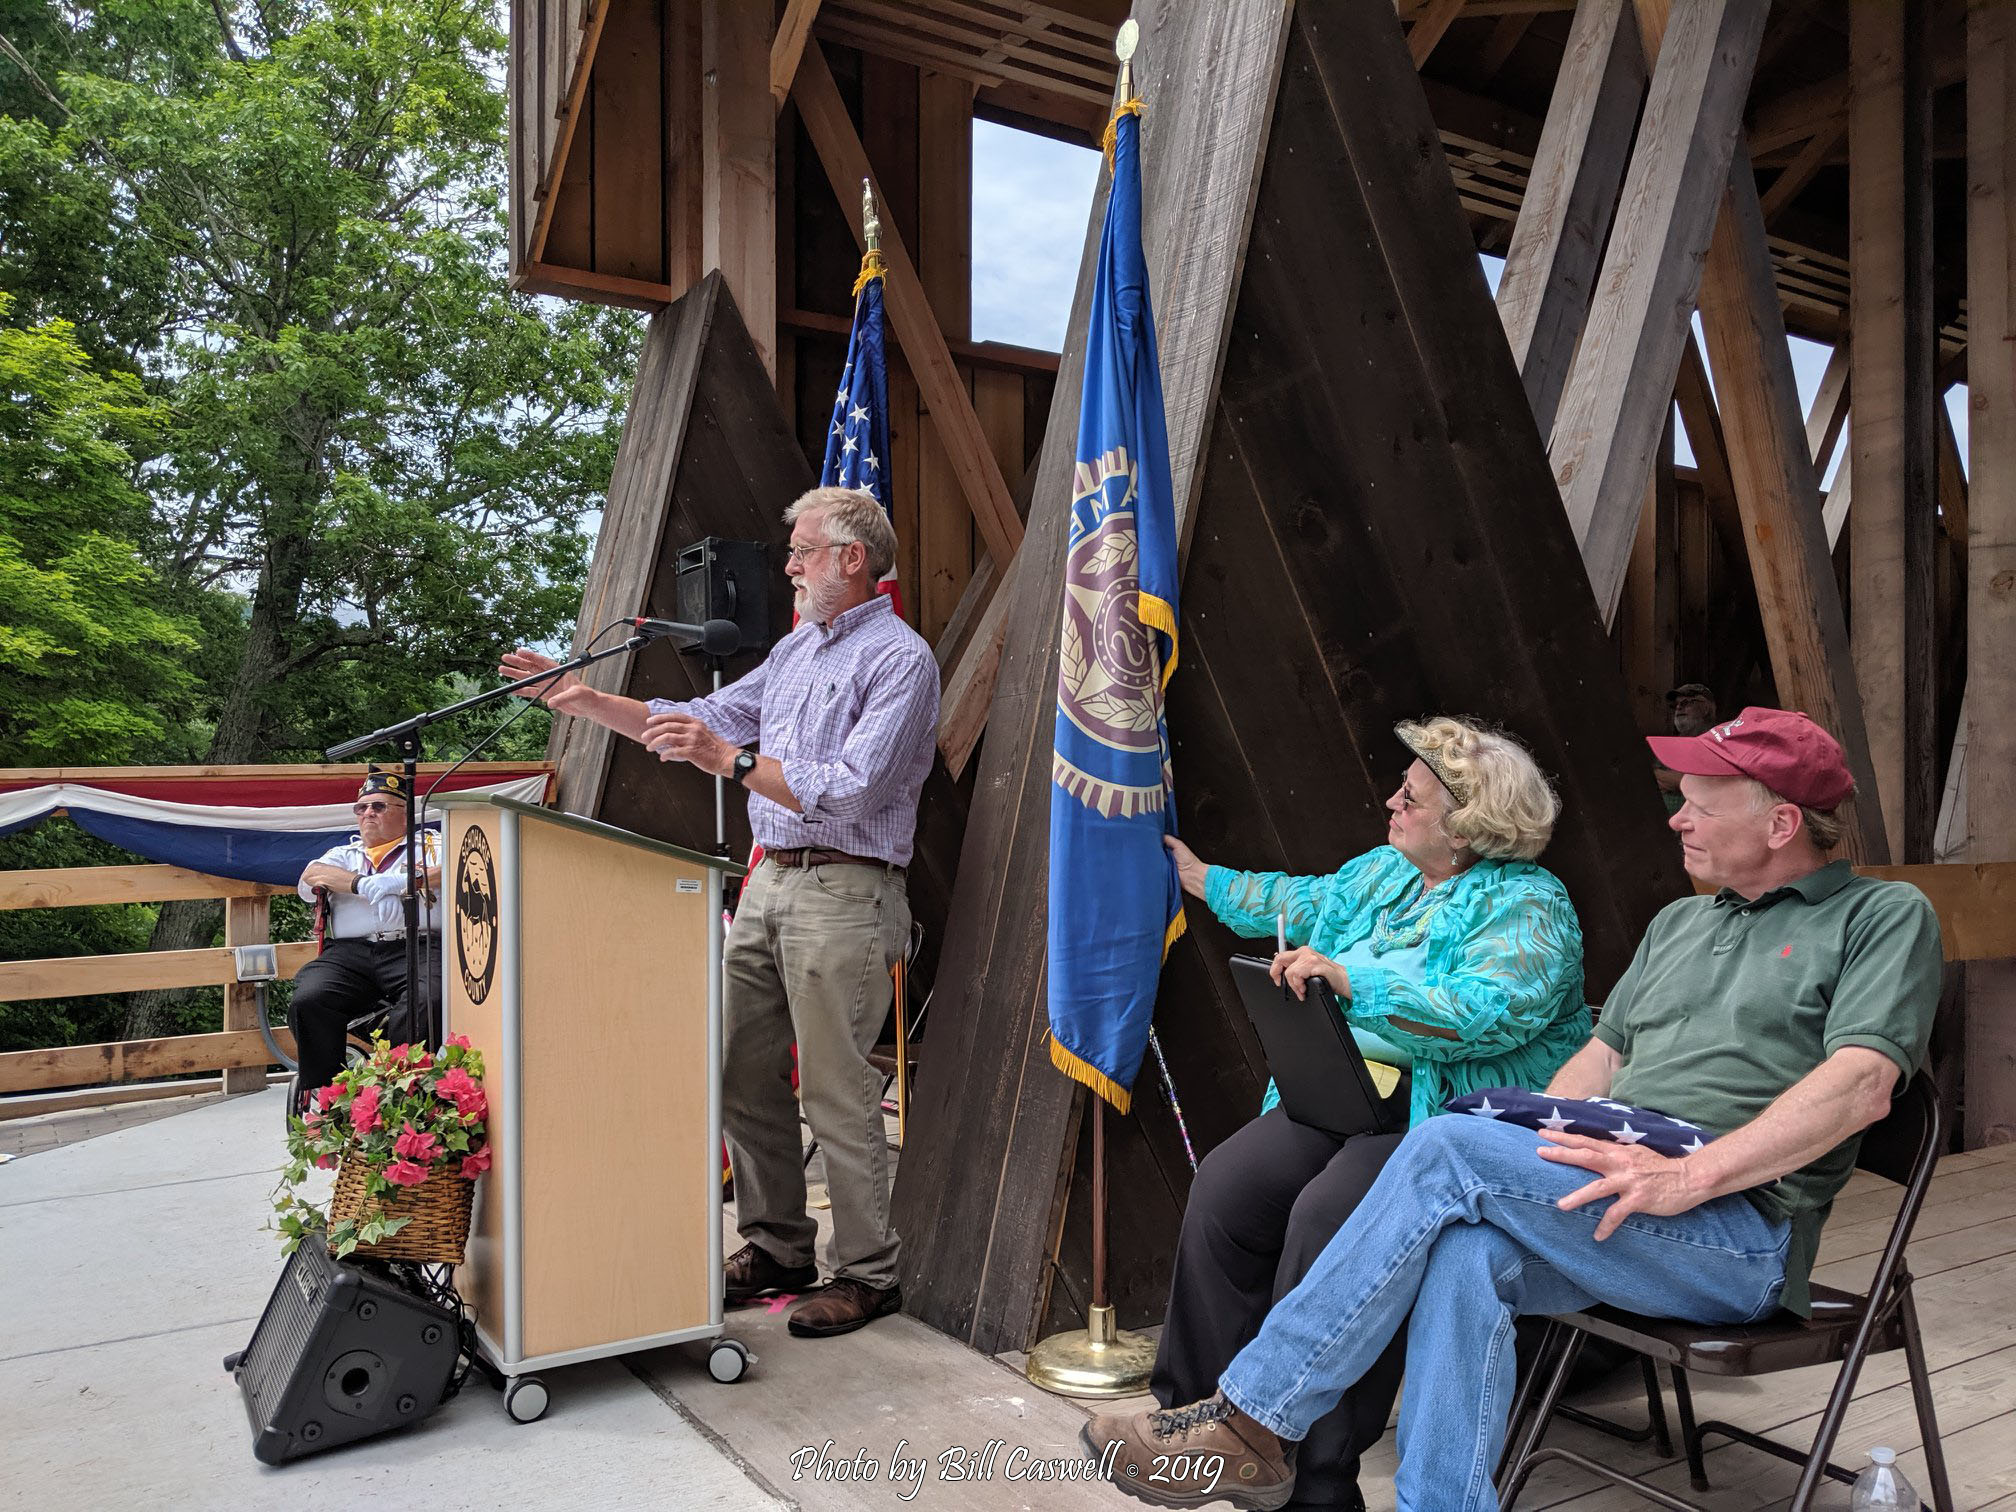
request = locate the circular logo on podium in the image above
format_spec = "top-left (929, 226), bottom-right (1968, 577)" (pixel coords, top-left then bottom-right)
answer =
top-left (455, 825), bottom-right (498, 1005)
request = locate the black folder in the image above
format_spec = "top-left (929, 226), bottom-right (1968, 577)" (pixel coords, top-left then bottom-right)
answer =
top-left (1229, 953), bottom-right (1409, 1139)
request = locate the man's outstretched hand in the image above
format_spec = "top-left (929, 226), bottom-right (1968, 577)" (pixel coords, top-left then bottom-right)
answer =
top-left (498, 648), bottom-right (592, 715)
top-left (1539, 1130), bottom-right (1706, 1241)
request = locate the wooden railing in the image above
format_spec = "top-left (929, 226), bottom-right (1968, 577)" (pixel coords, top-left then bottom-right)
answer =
top-left (0, 863), bottom-right (307, 1113)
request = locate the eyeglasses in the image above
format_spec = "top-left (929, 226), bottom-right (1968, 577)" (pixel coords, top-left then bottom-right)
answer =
top-left (785, 541), bottom-right (845, 564)
top-left (353, 800), bottom-right (396, 814)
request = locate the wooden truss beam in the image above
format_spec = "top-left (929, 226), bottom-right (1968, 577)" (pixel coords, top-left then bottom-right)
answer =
top-left (1965, 0), bottom-right (2016, 1145)
top-left (789, 42), bottom-right (1025, 570)
top-left (1408, 0), bottom-right (1467, 67)
top-left (1696, 147), bottom-right (1890, 863)
top-left (1496, 0), bottom-right (1645, 441)
top-left (1850, 0), bottom-right (1939, 861)
top-left (769, 0), bottom-right (822, 106)
top-left (1548, 0), bottom-right (1767, 624)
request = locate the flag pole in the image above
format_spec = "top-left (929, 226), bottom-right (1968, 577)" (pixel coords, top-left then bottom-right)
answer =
top-left (1024, 16), bottom-right (1156, 1400)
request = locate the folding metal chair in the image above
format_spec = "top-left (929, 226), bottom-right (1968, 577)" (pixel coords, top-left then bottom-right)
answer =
top-left (1498, 1071), bottom-right (1952, 1512)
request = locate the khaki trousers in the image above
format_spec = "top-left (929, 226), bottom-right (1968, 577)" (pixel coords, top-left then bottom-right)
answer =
top-left (722, 856), bottom-right (910, 1288)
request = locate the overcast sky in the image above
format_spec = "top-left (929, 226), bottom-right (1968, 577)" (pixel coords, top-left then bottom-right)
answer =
top-left (970, 121), bottom-right (1968, 486)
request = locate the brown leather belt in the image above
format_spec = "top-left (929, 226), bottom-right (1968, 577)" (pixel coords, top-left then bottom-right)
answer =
top-left (768, 847), bottom-right (903, 874)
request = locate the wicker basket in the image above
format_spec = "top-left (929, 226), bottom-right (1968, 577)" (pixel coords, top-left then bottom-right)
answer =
top-left (327, 1160), bottom-right (475, 1264)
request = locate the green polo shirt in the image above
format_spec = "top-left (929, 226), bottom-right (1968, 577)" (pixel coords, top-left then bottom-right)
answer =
top-left (1593, 860), bottom-right (1941, 1316)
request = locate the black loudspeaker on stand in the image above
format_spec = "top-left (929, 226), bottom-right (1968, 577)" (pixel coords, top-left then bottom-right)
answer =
top-left (226, 1239), bottom-right (460, 1464)
top-left (676, 537), bottom-right (771, 657)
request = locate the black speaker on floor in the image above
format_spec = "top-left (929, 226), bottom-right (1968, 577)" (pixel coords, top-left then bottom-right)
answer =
top-left (675, 536), bottom-right (771, 657)
top-left (228, 1239), bottom-right (459, 1464)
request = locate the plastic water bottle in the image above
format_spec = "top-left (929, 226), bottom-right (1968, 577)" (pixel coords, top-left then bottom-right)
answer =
top-left (1849, 1446), bottom-right (1917, 1510)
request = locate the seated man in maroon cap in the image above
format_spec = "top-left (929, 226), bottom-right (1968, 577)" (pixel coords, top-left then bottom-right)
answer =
top-left (1085, 709), bottom-right (1942, 1512)
top-left (289, 768), bottom-right (442, 1106)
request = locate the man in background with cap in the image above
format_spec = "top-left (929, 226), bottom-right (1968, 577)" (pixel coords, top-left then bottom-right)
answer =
top-left (289, 768), bottom-right (442, 1106)
top-left (1085, 708), bottom-right (1942, 1512)
top-left (1654, 682), bottom-right (1720, 813)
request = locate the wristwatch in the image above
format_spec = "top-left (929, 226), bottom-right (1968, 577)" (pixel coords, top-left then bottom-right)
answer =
top-left (731, 748), bottom-right (758, 786)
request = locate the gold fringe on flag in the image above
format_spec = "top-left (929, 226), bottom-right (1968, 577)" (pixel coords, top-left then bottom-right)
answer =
top-left (1050, 1033), bottom-right (1134, 1114)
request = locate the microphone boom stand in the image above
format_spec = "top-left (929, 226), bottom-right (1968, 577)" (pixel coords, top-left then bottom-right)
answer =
top-left (324, 635), bottom-right (651, 1044)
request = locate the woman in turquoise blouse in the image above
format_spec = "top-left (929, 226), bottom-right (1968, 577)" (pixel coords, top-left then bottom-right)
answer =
top-left (1151, 717), bottom-right (1586, 1512)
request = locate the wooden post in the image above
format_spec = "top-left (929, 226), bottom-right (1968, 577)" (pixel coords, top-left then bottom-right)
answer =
top-left (1548, 0), bottom-right (1768, 624)
top-left (1496, 0), bottom-right (1645, 441)
top-left (1850, 0), bottom-right (1938, 861)
top-left (221, 895), bottom-right (271, 1095)
top-left (1620, 414), bottom-right (1679, 728)
top-left (702, 0), bottom-right (777, 379)
top-left (789, 41), bottom-right (1024, 570)
top-left (917, 70), bottom-right (977, 642)
top-left (1695, 147), bottom-right (1891, 863)
top-left (1966, 0), bottom-right (2016, 1146)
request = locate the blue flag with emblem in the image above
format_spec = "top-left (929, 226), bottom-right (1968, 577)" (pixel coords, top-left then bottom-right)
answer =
top-left (821, 244), bottom-right (903, 617)
top-left (1046, 99), bottom-right (1184, 1114)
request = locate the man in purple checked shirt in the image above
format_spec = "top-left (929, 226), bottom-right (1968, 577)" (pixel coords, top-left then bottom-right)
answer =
top-left (501, 485), bottom-right (938, 1338)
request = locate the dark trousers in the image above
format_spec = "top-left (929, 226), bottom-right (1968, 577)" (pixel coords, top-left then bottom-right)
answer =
top-left (1153, 1108), bottom-right (1410, 1511)
top-left (288, 936), bottom-right (441, 1102)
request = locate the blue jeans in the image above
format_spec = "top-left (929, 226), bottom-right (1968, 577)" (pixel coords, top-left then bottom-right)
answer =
top-left (1218, 1115), bottom-right (1790, 1512)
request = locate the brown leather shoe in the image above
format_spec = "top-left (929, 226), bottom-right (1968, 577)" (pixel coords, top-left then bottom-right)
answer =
top-left (724, 1242), bottom-right (817, 1304)
top-left (1081, 1392), bottom-right (1296, 1509)
top-left (786, 1276), bottom-right (902, 1337)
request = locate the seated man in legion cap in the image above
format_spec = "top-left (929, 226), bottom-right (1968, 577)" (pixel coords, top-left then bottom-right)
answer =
top-left (289, 768), bottom-right (443, 1108)
top-left (1084, 708), bottom-right (1943, 1512)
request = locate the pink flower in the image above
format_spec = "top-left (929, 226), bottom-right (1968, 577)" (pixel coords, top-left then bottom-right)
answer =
top-left (315, 1084), bottom-right (340, 1112)
top-left (382, 1159), bottom-right (430, 1187)
top-left (393, 1123), bottom-right (440, 1164)
top-left (301, 1110), bottom-right (322, 1132)
top-left (459, 1145), bottom-right (493, 1180)
top-left (446, 1033), bottom-right (472, 1050)
top-left (435, 1067), bottom-right (486, 1119)
top-left (349, 1085), bottom-right (382, 1134)
top-left (314, 1153), bottom-right (338, 1170)
top-left (409, 1051), bottom-right (433, 1072)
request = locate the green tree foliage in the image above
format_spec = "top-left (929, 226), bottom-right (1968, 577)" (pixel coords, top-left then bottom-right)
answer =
top-left (0, 299), bottom-right (198, 763)
top-left (0, 0), bottom-right (640, 1045)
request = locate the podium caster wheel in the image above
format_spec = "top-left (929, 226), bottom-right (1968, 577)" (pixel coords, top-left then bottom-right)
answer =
top-left (505, 1376), bottom-right (550, 1424)
top-left (708, 1339), bottom-right (751, 1383)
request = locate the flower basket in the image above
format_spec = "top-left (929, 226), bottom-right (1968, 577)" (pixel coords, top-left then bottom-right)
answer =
top-left (274, 1034), bottom-right (492, 1261)
top-left (328, 1159), bottom-right (474, 1264)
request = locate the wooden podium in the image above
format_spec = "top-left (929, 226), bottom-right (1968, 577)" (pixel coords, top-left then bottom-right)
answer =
top-left (433, 794), bottom-right (747, 1412)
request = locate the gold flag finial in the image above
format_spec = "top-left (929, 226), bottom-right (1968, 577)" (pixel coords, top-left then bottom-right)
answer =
top-left (861, 177), bottom-right (880, 254)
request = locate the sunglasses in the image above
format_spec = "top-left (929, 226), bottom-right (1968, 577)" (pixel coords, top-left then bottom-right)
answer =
top-left (352, 800), bottom-right (397, 814)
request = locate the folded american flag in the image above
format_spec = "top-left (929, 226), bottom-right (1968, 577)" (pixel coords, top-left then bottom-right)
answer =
top-left (1442, 1087), bottom-right (1717, 1159)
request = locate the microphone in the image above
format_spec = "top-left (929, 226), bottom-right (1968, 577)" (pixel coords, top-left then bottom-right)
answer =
top-left (630, 616), bottom-right (743, 657)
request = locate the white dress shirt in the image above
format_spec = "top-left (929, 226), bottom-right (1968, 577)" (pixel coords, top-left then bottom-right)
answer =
top-left (298, 831), bottom-right (442, 938)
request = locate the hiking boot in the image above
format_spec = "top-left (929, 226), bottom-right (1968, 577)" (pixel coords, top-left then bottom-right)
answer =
top-left (1081, 1391), bottom-right (1297, 1509)
top-left (786, 1276), bottom-right (902, 1337)
top-left (723, 1242), bottom-right (817, 1304)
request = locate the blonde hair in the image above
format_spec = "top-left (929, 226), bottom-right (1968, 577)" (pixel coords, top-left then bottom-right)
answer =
top-left (783, 486), bottom-right (898, 580)
top-left (1395, 716), bottom-right (1560, 861)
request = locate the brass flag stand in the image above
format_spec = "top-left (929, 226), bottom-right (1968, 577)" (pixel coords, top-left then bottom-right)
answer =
top-left (1025, 1094), bottom-right (1158, 1397)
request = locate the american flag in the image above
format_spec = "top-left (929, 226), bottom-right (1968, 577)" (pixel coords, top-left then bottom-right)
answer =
top-left (1442, 1087), bottom-right (1718, 1159)
top-left (821, 257), bottom-right (903, 618)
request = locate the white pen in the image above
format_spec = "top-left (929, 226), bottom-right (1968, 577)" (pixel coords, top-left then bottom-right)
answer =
top-left (1277, 910), bottom-right (1287, 955)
